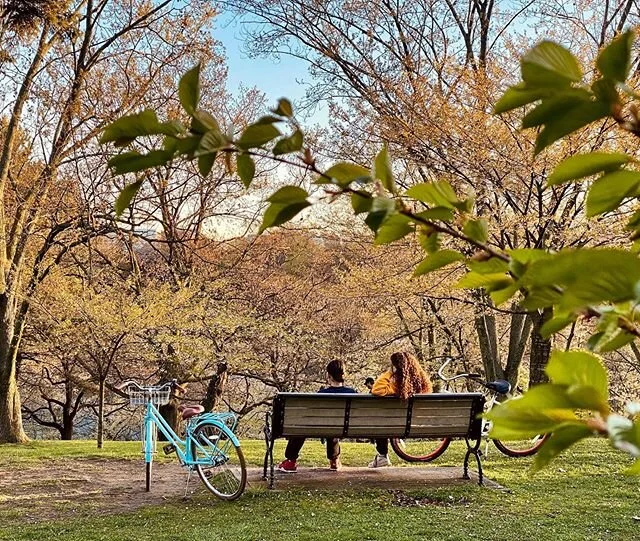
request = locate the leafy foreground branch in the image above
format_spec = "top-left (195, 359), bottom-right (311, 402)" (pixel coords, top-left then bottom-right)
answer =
top-left (101, 32), bottom-right (640, 473)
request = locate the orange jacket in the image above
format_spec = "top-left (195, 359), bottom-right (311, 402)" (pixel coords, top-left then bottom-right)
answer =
top-left (371, 370), bottom-right (397, 396)
top-left (371, 369), bottom-right (432, 397)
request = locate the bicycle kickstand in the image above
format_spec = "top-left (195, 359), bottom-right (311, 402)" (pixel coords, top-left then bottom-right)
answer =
top-left (183, 469), bottom-right (194, 500)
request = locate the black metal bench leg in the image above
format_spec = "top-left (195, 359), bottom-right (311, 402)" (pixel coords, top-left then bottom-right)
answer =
top-left (262, 412), bottom-right (271, 481)
top-left (268, 436), bottom-right (276, 489)
top-left (464, 437), bottom-right (483, 485)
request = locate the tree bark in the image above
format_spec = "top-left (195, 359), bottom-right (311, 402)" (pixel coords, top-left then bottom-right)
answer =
top-left (503, 308), bottom-right (533, 387)
top-left (0, 298), bottom-right (28, 442)
top-left (529, 308), bottom-right (552, 387)
top-left (473, 291), bottom-right (503, 381)
top-left (97, 378), bottom-right (105, 448)
top-left (158, 400), bottom-right (180, 441)
top-left (202, 363), bottom-right (228, 412)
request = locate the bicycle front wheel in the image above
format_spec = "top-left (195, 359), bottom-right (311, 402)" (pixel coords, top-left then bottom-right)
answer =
top-left (391, 437), bottom-right (451, 462)
top-left (191, 422), bottom-right (247, 500)
top-left (493, 434), bottom-right (549, 457)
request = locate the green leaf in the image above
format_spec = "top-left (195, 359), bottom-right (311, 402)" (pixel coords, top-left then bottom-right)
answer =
top-left (520, 249), bottom-right (640, 311)
top-left (405, 181), bottom-right (459, 209)
top-left (414, 207), bottom-right (455, 221)
top-left (237, 123), bottom-right (281, 149)
top-left (545, 350), bottom-right (608, 407)
top-left (467, 258), bottom-right (509, 274)
top-left (455, 272), bottom-right (513, 291)
top-left (486, 400), bottom-right (578, 440)
top-left (114, 180), bottom-right (143, 216)
top-left (596, 31), bottom-right (635, 82)
top-left (419, 229), bottom-right (440, 254)
top-left (586, 170), bottom-right (640, 217)
top-left (374, 215), bottom-right (413, 245)
top-left (174, 136), bottom-right (201, 157)
top-left (413, 250), bottom-right (464, 277)
top-left (374, 145), bottom-right (394, 194)
top-left (197, 153), bottom-right (216, 176)
top-left (109, 150), bottom-right (172, 175)
top-left (490, 283), bottom-right (519, 306)
top-left (593, 328), bottom-right (635, 353)
top-left (259, 201), bottom-right (311, 233)
top-left (237, 154), bottom-right (255, 189)
top-left (191, 110), bottom-right (221, 135)
top-left (273, 130), bottom-right (303, 156)
top-left (322, 162), bottom-right (371, 187)
top-left (521, 41), bottom-right (582, 87)
top-left (522, 89), bottom-right (591, 129)
top-left (531, 424), bottom-right (593, 473)
top-left (626, 458), bottom-right (640, 474)
top-left (535, 100), bottom-right (610, 155)
top-left (548, 152), bottom-right (633, 186)
top-left (255, 115), bottom-right (284, 125)
top-left (520, 287), bottom-right (563, 310)
top-left (463, 218), bottom-right (488, 243)
top-left (607, 414), bottom-right (640, 457)
top-left (540, 314), bottom-right (576, 338)
top-left (267, 186), bottom-right (309, 204)
top-left (179, 64), bottom-right (200, 115)
top-left (592, 78), bottom-right (619, 104)
top-left (101, 110), bottom-right (183, 146)
top-left (272, 98), bottom-right (293, 117)
top-left (494, 84), bottom-right (549, 114)
top-left (365, 197), bottom-right (395, 232)
top-left (197, 129), bottom-right (226, 154)
top-left (351, 191), bottom-right (372, 214)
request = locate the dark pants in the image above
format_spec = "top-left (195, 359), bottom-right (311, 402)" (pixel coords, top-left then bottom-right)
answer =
top-left (285, 437), bottom-right (341, 460)
top-left (375, 438), bottom-right (389, 456)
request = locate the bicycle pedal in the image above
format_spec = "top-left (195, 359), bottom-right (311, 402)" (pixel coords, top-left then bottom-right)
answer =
top-left (163, 444), bottom-right (176, 455)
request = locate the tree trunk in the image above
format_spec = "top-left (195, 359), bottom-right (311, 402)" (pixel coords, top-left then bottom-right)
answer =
top-left (503, 308), bottom-right (533, 387)
top-left (473, 291), bottom-right (503, 381)
top-left (158, 400), bottom-right (180, 441)
top-left (0, 299), bottom-right (28, 443)
top-left (97, 378), bottom-right (105, 448)
top-left (202, 363), bottom-right (228, 412)
top-left (529, 308), bottom-right (552, 387)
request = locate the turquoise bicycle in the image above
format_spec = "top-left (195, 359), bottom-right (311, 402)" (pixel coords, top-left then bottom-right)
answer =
top-left (120, 380), bottom-right (247, 500)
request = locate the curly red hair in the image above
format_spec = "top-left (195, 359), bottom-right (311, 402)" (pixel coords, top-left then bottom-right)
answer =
top-left (391, 351), bottom-right (432, 400)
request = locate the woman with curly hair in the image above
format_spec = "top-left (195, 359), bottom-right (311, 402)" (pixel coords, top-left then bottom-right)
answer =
top-left (368, 351), bottom-right (433, 468)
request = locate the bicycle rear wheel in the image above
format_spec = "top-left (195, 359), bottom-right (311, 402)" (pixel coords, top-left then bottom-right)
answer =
top-left (191, 422), bottom-right (247, 500)
top-left (492, 434), bottom-right (549, 457)
top-left (391, 437), bottom-right (451, 462)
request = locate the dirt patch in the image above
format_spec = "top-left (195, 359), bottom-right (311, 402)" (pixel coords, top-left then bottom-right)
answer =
top-left (0, 461), bottom-right (498, 525)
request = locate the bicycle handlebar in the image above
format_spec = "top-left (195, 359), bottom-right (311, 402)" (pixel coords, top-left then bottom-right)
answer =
top-left (435, 356), bottom-right (492, 388)
top-left (117, 379), bottom-right (181, 393)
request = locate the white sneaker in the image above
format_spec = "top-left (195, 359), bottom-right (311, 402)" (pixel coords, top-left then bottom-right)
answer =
top-left (368, 454), bottom-right (391, 468)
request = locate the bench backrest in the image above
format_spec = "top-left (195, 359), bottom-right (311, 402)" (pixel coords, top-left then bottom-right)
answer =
top-left (271, 392), bottom-right (485, 440)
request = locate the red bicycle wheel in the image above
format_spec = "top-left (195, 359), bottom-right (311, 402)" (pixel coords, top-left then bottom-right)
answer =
top-left (391, 437), bottom-right (452, 462)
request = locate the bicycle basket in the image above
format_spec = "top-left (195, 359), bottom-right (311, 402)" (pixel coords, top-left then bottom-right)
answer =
top-left (128, 387), bottom-right (171, 406)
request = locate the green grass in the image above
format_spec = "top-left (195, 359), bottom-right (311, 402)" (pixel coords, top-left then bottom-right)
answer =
top-left (1, 439), bottom-right (638, 540)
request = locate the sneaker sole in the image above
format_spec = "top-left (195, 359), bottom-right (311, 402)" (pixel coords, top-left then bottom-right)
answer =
top-left (276, 468), bottom-right (297, 473)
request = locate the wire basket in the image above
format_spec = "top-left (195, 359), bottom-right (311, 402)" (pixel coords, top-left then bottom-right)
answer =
top-left (128, 387), bottom-right (171, 406)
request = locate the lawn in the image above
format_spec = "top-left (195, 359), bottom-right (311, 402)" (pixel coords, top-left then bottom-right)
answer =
top-left (0, 438), bottom-right (638, 540)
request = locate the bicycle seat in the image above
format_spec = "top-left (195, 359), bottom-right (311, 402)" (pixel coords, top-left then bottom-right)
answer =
top-left (180, 405), bottom-right (205, 419)
top-left (485, 380), bottom-right (511, 394)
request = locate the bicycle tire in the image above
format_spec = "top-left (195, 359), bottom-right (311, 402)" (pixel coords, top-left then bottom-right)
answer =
top-left (191, 421), bottom-right (247, 501)
top-left (145, 461), bottom-right (152, 491)
top-left (492, 434), bottom-right (549, 457)
top-left (390, 437), bottom-right (452, 462)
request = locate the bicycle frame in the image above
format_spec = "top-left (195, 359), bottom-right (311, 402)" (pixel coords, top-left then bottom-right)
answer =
top-left (142, 400), bottom-right (241, 467)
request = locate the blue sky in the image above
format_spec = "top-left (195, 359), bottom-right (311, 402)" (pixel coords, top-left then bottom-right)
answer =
top-left (213, 12), bottom-right (328, 123)
top-left (215, 14), bottom-right (308, 102)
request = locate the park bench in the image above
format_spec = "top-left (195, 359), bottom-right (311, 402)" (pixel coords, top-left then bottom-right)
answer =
top-left (262, 392), bottom-right (486, 488)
